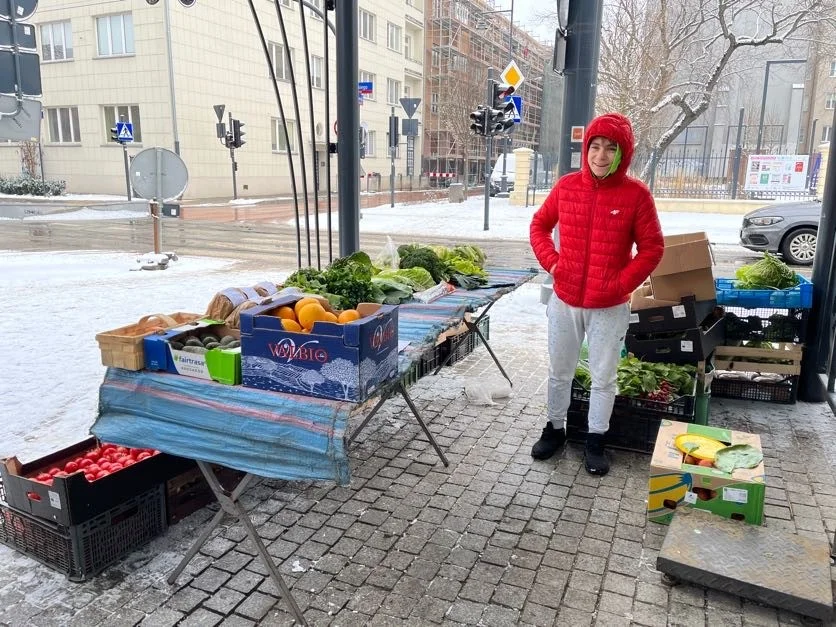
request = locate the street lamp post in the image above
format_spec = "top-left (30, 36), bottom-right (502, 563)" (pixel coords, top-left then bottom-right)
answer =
top-left (755, 58), bottom-right (806, 155)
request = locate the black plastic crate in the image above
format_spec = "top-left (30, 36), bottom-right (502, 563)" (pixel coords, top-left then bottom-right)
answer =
top-left (447, 316), bottom-right (490, 365)
top-left (566, 405), bottom-right (696, 454)
top-left (721, 306), bottom-right (809, 343)
top-left (629, 296), bottom-right (718, 334)
top-left (625, 314), bottom-right (725, 363)
top-left (571, 378), bottom-right (697, 419)
top-left (0, 483), bottom-right (166, 581)
top-left (711, 375), bottom-right (798, 404)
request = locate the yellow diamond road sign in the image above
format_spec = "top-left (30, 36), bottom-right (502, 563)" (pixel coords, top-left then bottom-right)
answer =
top-left (500, 61), bottom-right (525, 90)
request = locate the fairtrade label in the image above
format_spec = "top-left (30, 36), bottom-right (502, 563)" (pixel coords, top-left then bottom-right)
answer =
top-left (722, 487), bottom-right (749, 504)
top-left (672, 305), bottom-right (686, 319)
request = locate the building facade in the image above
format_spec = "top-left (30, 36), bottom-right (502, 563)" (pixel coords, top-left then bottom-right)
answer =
top-left (0, 0), bottom-right (425, 199)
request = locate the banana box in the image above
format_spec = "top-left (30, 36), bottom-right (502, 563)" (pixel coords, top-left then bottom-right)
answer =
top-left (648, 420), bottom-right (766, 525)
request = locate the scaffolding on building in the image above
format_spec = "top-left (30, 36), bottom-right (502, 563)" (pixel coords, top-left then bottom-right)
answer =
top-left (423, 0), bottom-right (551, 186)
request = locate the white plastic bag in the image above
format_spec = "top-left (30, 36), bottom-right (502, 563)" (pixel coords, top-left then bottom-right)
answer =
top-left (464, 376), bottom-right (513, 406)
top-left (375, 235), bottom-right (400, 270)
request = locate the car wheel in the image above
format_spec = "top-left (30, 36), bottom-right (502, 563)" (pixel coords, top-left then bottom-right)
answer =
top-left (781, 227), bottom-right (817, 266)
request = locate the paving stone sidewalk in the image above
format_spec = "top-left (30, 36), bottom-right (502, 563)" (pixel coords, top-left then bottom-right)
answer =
top-left (1, 292), bottom-right (835, 626)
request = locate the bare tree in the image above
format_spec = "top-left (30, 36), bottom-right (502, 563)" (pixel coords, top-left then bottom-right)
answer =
top-left (436, 67), bottom-right (488, 190)
top-left (19, 141), bottom-right (40, 178)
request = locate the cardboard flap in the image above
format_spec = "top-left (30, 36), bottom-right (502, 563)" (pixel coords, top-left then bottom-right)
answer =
top-left (652, 232), bottom-right (713, 277)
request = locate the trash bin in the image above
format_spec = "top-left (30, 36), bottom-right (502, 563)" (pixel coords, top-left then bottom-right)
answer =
top-left (162, 203), bottom-right (180, 218)
top-left (448, 183), bottom-right (465, 203)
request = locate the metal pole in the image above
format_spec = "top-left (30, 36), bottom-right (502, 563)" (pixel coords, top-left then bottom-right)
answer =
top-left (153, 147), bottom-right (163, 254)
top-left (122, 142), bottom-right (132, 201)
top-left (755, 62), bottom-right (771, 155)
top-left (558, 0), bottom-right (605, 177)
top-left (808, 118), bottom-right (818, 189)
top-left (484, 67), bottom-right (495, 231)
top-left (336, 0), bottom-right (360, 256)
top-left (390, 107), bottom-right (396, 208)
top-left (730, 108), bottom-right (745, 200)
top-left (228, 111), bottom-right (237, 200)
top-left (799, 105), bottom-right (836, 402)
top-left (38, 141), bottom-right (44, 181)
top-left (498, 0), bottom-right (514, 197)
top-left (163, 0), bottom-right (181, 155)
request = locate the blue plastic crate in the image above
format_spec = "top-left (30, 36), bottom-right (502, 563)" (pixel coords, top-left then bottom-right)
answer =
top-left (714, 274), bottom-right (812, 309)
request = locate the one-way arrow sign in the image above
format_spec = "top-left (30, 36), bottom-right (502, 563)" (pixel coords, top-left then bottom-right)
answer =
top-left (213, 104), bottom-right (225, 122)
top-left (399, 97), bottom-right (421, 119)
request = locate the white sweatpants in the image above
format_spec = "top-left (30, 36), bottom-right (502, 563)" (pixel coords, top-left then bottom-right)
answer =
top-left (546, 293), bottom-right (630, 434)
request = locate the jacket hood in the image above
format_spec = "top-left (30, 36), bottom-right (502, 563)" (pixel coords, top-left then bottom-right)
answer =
top-left (581, 113), bottom-right (635, 184)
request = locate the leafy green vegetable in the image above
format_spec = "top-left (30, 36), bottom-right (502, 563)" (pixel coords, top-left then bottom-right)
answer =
top-left (284, 252), bottom-right (384, 309)
top-left (735, 252), bottom-right (799, 290)
top-left (574, 356), bottom-right (696, 401)
top-left (447, 256), bottom-right (487, 279)
top-left (713, 444), bottom-right (763, 474)
top-left (376, 267), bottom-right (434, 290)
top-left (399, 246), bottom-right (449, 283)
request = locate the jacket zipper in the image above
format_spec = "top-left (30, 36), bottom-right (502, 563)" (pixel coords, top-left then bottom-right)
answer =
top-left (579, 180), bottom-right (599, 305)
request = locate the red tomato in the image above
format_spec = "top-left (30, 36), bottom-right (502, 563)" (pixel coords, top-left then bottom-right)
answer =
top-left (64, 461), bottom-right (79, 473)
top-left (123, 458), bottom-right (136, 467)
top-left (84, 450), bottom-right (100, 461)
top-left (35, 472), bottom-right (52, 482)
top-left (109, 463), bottom-right (124, 472)
top-left (102, 446), bottom-right (117, 456)
top-left (47, 467), bottom-right (61, 477)
top-left (84, 473), bottom-right (96, 482)
top-left (94, 470), bottom-right (109, 480)
top-left (99, 461), bottom-right (111, 471)
top-left (86, 464), bottom-right (101, 474)
top-left (116, 446), bottom-right (129, 455)
top-left (78, 458), bottom-right (93, 469)
top-left (136, 452), bottom-right (152, 461)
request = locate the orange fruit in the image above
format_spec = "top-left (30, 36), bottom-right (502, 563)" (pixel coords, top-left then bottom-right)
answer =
top-left (280, 318), bottom-right (302, 332)
top-left (322, 312), bottom-right (339, 323)
top-left (338, 309), bottom-right (361, 324)
top-left (294, 297), bottom-right (320, 316)
top-left (298, 302), bottom-right (327, 330)
top-left (276, 306), bottom-right (296, 321)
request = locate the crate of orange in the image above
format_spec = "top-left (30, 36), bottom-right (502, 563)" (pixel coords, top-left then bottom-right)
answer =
top-left (239, 293), bottom-right (399, 401)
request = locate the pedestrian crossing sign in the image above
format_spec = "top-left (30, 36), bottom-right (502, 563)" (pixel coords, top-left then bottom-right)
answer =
top-left (116, 121), bottom-right (134, 142)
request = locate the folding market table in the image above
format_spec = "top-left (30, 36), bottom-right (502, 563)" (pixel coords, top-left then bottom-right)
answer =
top-left (91, 268), bottom-right (536, 624)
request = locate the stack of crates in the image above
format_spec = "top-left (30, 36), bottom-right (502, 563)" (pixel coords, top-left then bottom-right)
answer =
top-left (711, 275), bottom-right (811, 404)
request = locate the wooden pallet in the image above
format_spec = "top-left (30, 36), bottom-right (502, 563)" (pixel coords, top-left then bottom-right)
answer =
top-left (713, 344), bottom-right (802, 376)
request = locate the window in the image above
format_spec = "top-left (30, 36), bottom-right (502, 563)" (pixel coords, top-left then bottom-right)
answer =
top-left (387, 78), bottom-right (401, 104)
top-left (359, 10), bottom-right (375, 42)
top-left (41, 21), bottom-right (73, 62)
top-left (279, 0), bottom-right (292, 6)
top-left (308, 0), bottom-right (323, 20)
top-left (268, 41), bottom-right (294, 81)
top-left (831, 61), bottom-right (836, 78)
top-left (404, 34), bottom-right (412, 60)
top-left (272, 118), bottom-right (297, 152)
top-left (823, 126), bottom-right (832, 143)
top-left (827, 93), bottom-right (836, 110)
top-left (103, 105), bottom-right (142, 142)
top-left (403, 85), bottom-right (411, 98)
top-left (430, 92), bottom-right (438, 113)
top-left (387, 23), bottom-right (401, 52)
top-left (359, 70), bottom-right (375, 100)
top-left (431, 49), bottom-right (440, 67)
top-left (96, 14), bottom-right (134, 57)
top-left (46, 107), bottom-right (80, 143)
top-left (310, 55), bottom-right (323, 88)
top-left (366, 130), bottom-right (376, 157)
top-left (453, 1), bottom-right (468, 22)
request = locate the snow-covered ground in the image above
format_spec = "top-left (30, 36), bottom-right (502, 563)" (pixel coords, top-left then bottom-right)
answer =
top-left (0, 192), bottom-right (129, 202)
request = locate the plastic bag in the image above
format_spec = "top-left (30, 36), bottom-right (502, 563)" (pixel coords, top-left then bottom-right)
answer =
top-left (464, 376), bottom-right (513, 406)
top-left (375, 235), bottom-right (400, 270)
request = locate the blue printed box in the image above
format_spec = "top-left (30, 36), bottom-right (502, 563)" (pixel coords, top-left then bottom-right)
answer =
top-left (239, 295), bottom-right (398, 402)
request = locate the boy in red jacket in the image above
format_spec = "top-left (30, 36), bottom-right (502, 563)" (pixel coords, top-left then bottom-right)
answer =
top-left (529, 113), bottom-right (664, 475)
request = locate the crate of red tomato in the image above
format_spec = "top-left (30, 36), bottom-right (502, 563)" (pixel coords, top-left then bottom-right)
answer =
top-left (1, 436), bottom-right (193, 527)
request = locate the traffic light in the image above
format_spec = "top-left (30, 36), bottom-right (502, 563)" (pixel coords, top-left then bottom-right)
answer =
top-left (231, 118), bottom-right (246, 148)
top-left (470, 106), bottom-right (488, 136)
top-left (110, 126), bottom-right (120, 143)
top-left (490, 83), bottom-right (516, 136)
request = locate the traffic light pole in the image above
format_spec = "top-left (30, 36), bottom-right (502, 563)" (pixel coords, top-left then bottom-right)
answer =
top-left (122, 141), bottom-right (132, 202)
top-left (483, 67), bottom-right (496, 231)
top-left (228, 111), bottom-right (238, 200)
top-left (390, 107), bottom-right (397, 208)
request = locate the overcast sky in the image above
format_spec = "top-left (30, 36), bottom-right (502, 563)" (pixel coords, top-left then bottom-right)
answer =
top-left (492, 0), bottom-right (555, 43)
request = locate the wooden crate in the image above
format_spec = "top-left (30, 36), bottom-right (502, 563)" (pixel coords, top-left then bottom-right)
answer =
top-left (95, 312), bottom-right (201, 370)
top-left (713, 344), bottom-right (803, 376)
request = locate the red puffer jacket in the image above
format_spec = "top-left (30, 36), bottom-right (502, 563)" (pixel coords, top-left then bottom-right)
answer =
top-left (530, 113), bottom-right (664, 309)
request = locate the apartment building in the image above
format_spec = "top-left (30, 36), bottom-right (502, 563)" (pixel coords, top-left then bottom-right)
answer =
top-left (423, 0), bottom-right (551, 183)
top-left (0, 0), bottom-right (424, 199)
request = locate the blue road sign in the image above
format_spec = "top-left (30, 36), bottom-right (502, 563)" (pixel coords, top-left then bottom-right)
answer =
top-left (506, 95), bottom-right (522, 123)
top-left (358, 81), bottom-right (373, 94)
top-left (116, 121), bottom-right (134, 142)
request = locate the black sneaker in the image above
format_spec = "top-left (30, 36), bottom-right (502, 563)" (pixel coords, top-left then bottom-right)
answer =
top-left (584, 432), bottom-right (610, 476)
top-left (531, 422), bottom-right (566, 460)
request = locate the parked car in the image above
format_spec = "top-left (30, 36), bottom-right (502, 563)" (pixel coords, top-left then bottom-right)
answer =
top-left (739, 199), bottom-right (821, 266)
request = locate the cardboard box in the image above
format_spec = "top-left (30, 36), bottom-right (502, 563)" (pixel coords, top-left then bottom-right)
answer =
top-left (239, 294), bottom-right (398, 402)
top-left (650, 232), bottom-right (716, 303)
top-left (143, 320), bottom-right (241, 385)
top-left (1, 436), bottom-right (191, 526)
top-left (647, 420), bottom-right (766, 526)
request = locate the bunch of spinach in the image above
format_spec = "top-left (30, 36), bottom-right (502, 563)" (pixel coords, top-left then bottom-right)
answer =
top-left (575, 357), bottom-right (696, 400)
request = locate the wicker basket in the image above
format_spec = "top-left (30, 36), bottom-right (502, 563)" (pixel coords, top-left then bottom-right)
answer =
top-left (95, 312), bottom-right (201, 370)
